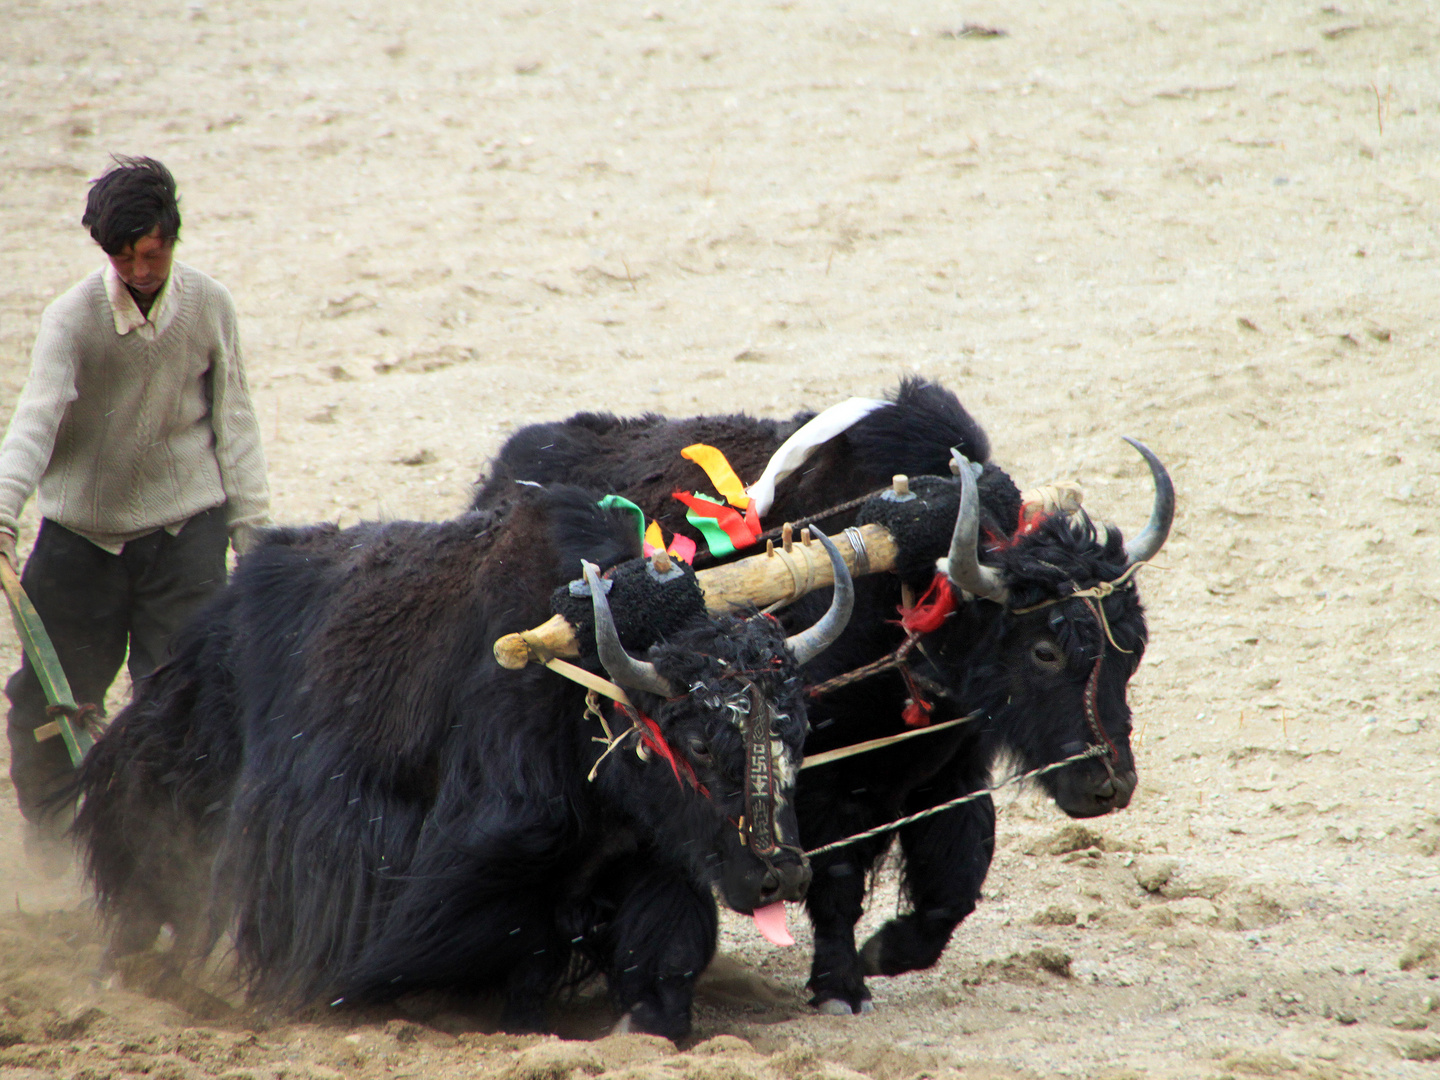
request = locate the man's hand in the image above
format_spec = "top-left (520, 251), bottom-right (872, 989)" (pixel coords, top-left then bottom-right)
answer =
top-left (0, 530), bottom-right (16, 568)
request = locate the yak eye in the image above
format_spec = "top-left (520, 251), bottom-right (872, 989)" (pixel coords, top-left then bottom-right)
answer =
top-left (686, 736), bottom-right (712, 763)
top-left (1030, 640), bottom-right (1066, 672)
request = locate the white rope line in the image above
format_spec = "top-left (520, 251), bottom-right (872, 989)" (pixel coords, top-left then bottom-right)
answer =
top-left (799, 711), bottom-right (981, 770)
top-left (803, 744), bottom-right (1111, 857)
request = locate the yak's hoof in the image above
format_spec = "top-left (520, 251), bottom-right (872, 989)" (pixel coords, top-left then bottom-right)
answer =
top-left (611, 1012), bottom-right (636, 1034)
top-left (815, 997), bottom-right (874, 1017)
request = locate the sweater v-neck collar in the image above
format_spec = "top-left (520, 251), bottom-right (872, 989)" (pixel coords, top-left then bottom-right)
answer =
top-left (104, 262), bottom-right (180, 340)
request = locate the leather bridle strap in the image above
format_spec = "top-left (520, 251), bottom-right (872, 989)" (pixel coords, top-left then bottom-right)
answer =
top-left (741, 680), bottom-right (781, 857)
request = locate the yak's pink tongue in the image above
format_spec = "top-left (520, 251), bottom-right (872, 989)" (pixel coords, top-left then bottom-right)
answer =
top-left (752, 902), bottom-right (794, 946)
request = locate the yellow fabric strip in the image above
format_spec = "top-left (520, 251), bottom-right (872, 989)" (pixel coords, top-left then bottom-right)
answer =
top-left (681, 444), bottom-right (751, 509)
top-left (644, 521), bottom-right (664, 550)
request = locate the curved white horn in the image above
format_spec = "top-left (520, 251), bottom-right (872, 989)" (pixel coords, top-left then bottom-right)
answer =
top-left (1120, 437), bottom-right (1174, 565)
top-left (783, 529), bottom-right (854, 667)
top-left (945, 450), bottom-right (1009, 603)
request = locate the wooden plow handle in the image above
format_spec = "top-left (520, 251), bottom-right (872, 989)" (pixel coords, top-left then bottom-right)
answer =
top-left (0, 557), bottom-right (95, 766)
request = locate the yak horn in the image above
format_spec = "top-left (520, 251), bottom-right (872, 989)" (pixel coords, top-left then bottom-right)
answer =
top-left (583, 561), bottom-right (676, 699)
top-left (783, 529), bottom-right (855, 667)
top-left (1119, 437), bottom-right (1174, 566)
top-left (944, 450), bottom-right (1009, 603)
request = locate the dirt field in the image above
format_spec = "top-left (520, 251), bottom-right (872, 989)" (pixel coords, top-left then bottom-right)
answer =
top-left (3, 1), bottom-right (1438, 1077)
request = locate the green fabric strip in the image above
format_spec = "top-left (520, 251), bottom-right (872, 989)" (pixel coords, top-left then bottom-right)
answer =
top-left (596, 494), bottom-right (647, 548)
top-left (684, 501), bottom-right (738, 558)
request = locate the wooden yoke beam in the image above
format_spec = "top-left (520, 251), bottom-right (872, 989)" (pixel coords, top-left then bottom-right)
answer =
top-left (699, 522), bottom-right (896, 613)
top-left (493, 522), bottom-right (898, 670)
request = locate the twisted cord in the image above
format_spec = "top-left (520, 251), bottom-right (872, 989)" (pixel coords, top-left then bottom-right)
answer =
top-left (803, 744), bottom-right (1110, 857)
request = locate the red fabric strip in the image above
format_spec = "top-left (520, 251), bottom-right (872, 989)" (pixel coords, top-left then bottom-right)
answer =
top-left (672, 491), bottom-right (761, 549)
top-left (900, 573), bottom-right (957, 635)
top-left (627, 707), bottom-right (708, 796)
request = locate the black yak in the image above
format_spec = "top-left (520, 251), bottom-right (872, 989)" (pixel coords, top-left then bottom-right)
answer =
top-left (472, 379), bottom-right (1172, 1014)
top-left (72, 485), bottom-right (855, 1039)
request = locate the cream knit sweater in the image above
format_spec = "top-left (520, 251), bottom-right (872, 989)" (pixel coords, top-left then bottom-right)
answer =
top-left (0, 262), bottom-right (271, 553)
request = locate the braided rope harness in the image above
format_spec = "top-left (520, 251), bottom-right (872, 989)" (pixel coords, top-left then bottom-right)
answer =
top-left (801, 562), bottom-right (1151, 857)
top-left (1009, 560), bottom-right (1147, 776)
top-left (803, 744), bottom-right (1112, 858)
top-left (689, 487), bottom-right (889, 570)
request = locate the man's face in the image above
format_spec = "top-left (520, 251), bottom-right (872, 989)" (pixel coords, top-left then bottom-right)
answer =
top-left (108, 227), bottom-right (174, 297)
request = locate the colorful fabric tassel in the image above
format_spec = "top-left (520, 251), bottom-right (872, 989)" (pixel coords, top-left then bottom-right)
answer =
top-left (596, 494), bottom-right (647, 548)
top-left (644, 521), bottom-right (697, 564)
top-left (681, 444), bottom-right (751, 509)
top-left (672, 491), bottom-right (762, 557)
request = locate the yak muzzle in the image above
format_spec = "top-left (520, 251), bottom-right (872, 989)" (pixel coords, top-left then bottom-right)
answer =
top-left (721, 850), bottom-right (811, 914)
top-left (1054, 763), bottom-right (1137, 818)
top-left (758, 858), bottom-right (812, 906)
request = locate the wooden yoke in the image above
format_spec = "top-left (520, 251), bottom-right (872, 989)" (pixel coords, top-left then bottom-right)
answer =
top-left (493, 521), bottom-right (899, 670)
top-left (700, 522), bottom-right (897, 613)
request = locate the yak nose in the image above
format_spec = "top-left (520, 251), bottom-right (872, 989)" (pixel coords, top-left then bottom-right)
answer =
top-left (1095, 769), bottom-right (1137, 809)
top-left (758, 860), bottom-right (812, 905)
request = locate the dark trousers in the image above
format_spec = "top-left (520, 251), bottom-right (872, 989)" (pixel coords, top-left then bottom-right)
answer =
top-left (6, 507), bottom-right (229, 832)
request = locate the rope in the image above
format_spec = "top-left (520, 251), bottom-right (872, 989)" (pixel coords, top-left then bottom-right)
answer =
top-left (799, 710), bottom-right (981, 770)
top-left (585, 690), bottom-right (634, 782)
top-left (805, 632), bottom-right (921, 698)
top-left (543, 656), bottom-right (634, 705)
top-left (690, 487), bottom-right (889, 569)
top-left (1009, 560), bottom-right (1150, 654)
top-left (803, 745), bottom-right (1111, 857)
top-left (1009, 560), bottom-right (1146, 615)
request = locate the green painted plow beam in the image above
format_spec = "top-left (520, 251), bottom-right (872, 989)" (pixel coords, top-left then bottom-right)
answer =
top-left (0, 558), bottom-right (94, 767)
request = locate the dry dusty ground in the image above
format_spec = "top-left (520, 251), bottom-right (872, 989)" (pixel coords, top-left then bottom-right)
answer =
top-left (2, 1), bottom-right (1438, 1078)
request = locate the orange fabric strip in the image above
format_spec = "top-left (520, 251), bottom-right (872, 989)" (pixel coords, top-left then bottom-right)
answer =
top-left (681, 444), bottom-right (751, 510)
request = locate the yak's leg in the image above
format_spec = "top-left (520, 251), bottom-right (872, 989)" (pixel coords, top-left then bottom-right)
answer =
top-left (337, 871), bottom-right (569, 1032)
top-left (802, 821), bottom-right (891, 1016)
top-left (605, 868), bottom-right (717, 1041)
top-left (858, 787), bottom-right (995, 978)
top-left (105, 904), bottom-right (166, 965)
top-left (103, 852), bottom-right (218, 977)
top-left (500, 944), bottom-right (568, 1034)
top-left (386, 887), bottom-right (565, 1034)
top-left (803, 841), bottom-right (887, 1015)
top-left (162, 851), bottom-right (224, 974)
top-left (98, 823), bottom-right (213, 970)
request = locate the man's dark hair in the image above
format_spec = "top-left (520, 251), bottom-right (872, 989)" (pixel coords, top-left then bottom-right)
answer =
top-left (82, 156), bottom-right (182, 255)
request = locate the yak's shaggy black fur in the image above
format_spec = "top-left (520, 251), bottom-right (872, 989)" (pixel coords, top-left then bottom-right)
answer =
top-left (73, 486), bottom-right (812, 1039)
top-left (473, 378), bottom-right (1154, 1014)
top-left (476, 378), bottom-right (1012, 566)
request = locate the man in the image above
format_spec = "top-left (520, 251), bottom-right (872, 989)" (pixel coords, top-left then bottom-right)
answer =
top-left (0, 156), bottom-right (271, 866)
